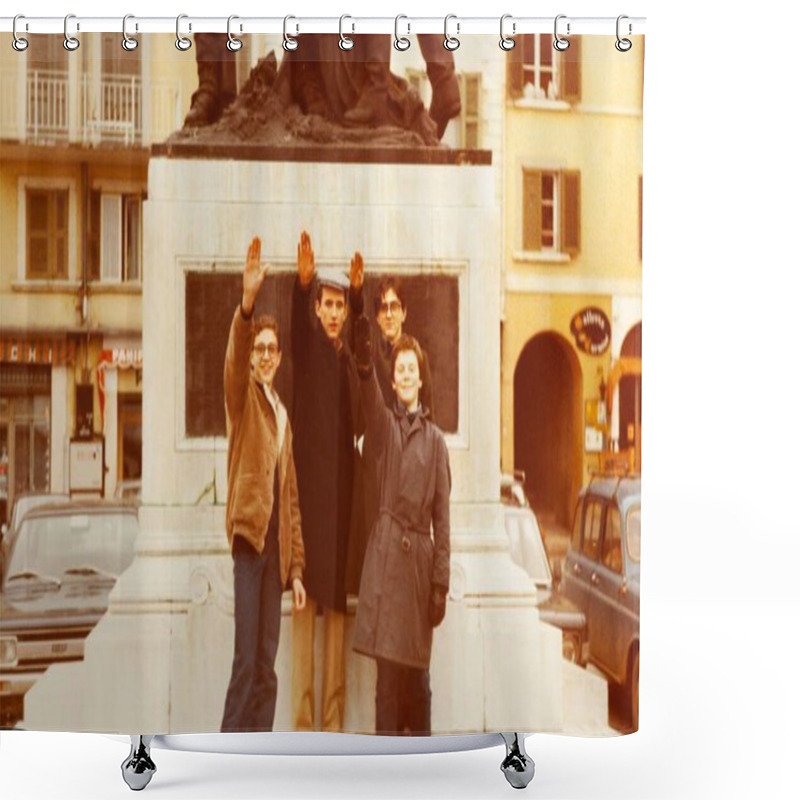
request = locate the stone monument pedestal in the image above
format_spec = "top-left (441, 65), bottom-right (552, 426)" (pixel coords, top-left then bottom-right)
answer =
top-left (25, 147), bottom-right (604, 735)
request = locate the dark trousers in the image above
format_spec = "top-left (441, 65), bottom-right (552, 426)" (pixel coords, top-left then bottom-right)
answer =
top-left (375, 659), bottom-right (432, 736)
top-left (221, 533), bottom-right (283, 732)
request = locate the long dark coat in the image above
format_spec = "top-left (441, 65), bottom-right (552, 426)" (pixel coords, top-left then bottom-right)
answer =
top-left (290, 279), bottom-right (363, 612)
top-left (351, 365), bottom-right (451, 670)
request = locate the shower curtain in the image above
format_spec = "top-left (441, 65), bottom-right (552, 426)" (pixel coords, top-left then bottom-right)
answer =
top-left (0, 28), bottom-right (643, 738)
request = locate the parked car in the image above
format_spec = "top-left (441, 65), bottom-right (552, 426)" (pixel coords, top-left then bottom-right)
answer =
top-left (501, 470), bottom-right (530, 508)
top-left (501, 480), bottom-right (587, 664)
top-left (1, 492), bottom-right (71, 582)
top-left (113, 479), bottom-right (142, 503)
top-left (0, 501), bottom-right (138, 728)
top-left (561, 475), bottom-right (641, 729)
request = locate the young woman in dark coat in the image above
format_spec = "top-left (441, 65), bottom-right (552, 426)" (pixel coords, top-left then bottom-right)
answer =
top-left (348, 253), bottom-right (451, 736)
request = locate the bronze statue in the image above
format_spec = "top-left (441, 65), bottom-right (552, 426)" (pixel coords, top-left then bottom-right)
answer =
top-left (182, 34), bottom-right (461, 143)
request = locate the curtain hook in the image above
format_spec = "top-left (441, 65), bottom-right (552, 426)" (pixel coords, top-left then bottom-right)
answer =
top-left (339, 14), bottom-right (355, 51)
top-left (283, 15), bottom-right (299, 51)
top-left (554, 14), bottom-right (570, 51)
top-left (227, 15), bottom-right (243, 51)
top-left (122, 15), bottom-right (138, 51)
top-left (444, 14), bottom-right (460, 51)
top-left (175, 14), bottom-right (192, 51)
top-left (12, 14), bottom-right (29, 51)
top-left (499, 14), bottom-right (516, 51)
top-left (394, 15), bottom-right (411, 51)
top-left (615, 15), bottom-right (633, 52)
top-left (63, 13), bottom-right (80, 51)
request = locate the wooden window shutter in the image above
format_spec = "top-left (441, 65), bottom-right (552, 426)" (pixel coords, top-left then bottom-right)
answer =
top-left (523, 169), bottom-right (542, 251)
top-left (26, 189), bottom-right (68, 279)
top-left (561, 35), bottom-right (582, 103)
top-left (88, 190), bottom-right (101, 281)
top-left (507, 36), bottom-right (525, 99)
top-left (560, 171), bottom-right (581, 256)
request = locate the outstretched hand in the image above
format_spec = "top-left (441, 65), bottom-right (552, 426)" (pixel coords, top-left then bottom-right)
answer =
top-left (350, 251), bottom-right (364, 292)
top-left (242, 237), bottom-right (268, 315)
top-left (297, 231), bottom-right (316, 289)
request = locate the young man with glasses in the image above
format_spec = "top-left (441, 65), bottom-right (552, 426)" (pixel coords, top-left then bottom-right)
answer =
top-left (221, 236), bottom-right (307, 732)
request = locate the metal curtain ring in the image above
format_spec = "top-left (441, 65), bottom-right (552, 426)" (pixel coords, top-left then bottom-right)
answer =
top-left (63, 13), bottom-right (80, 51)
top-left (12, 14), bottom-right (28, 51)
top-left (499, 14), bottom-right (515, 51)
top-left (553, 14), bottom-right (570, 51)
top-left (283, 15), bottom-right (298, 51)
top-left (444, 14), bottom-right (460, 51)
top-left (339, 14), bottom-right (354, 51)
top-left (615, 14), bottom-right (632, 52)
top-left (122, 14), bottom-right (138, 51)
top-left (227, 15), bottom-right (243, 51)
top-left (394, 14), bottom-right (411, 51)
top-left (175, 14), bottom-right (192, 51)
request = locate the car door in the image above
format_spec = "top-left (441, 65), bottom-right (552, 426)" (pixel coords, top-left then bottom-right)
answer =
top-left (587, 501), bottom-right (635, 683)
top-left (563, 496), bottom-right (603, 623)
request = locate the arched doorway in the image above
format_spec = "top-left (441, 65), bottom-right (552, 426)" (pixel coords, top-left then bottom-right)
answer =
top-left (513, 333), bottom-right (583, 532)
top-left (620, 323), bottom-right (642, 469)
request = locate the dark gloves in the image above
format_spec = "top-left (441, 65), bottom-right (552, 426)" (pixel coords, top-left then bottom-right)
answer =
top-left (428, 583), bottom-right (448, 628)
top-left (354, 314), bottom-right (373, 378)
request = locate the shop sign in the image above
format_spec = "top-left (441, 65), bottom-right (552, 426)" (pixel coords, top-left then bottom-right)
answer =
top-left (0, 336), bottom-right (76, 366)
top-left (570, 307), bottom-right (611, 356)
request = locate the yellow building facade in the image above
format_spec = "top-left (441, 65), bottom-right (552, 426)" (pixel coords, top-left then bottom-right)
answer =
top-left (0, 33), bottom-right (197, 518)
top-left (501, 35), bottom-right (644, 531)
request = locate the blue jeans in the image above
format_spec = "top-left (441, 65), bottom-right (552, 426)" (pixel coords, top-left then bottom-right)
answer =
top-left (221, 533), bottom-right (283, 732)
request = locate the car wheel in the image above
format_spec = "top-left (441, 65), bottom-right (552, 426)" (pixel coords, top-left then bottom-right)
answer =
top-left (630, 650), bottom-right (640, 731)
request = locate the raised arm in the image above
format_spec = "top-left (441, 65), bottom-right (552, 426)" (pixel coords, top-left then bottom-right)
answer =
top-left (224, 237), bottom-right (268, 424)
top-left (291, 230), bottom-right (316, 362)
top-left (352, 251), bottom-right (391, 449)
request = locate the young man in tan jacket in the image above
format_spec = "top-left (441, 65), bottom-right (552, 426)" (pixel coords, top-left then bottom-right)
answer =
top-left (221, 236), bottom-right (306, 732)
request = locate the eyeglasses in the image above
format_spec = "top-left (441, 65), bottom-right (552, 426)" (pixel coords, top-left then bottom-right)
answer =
top-left (253, 343), bottom-right (279, 358)
top-left (378, 300), bottom-right (403, 316)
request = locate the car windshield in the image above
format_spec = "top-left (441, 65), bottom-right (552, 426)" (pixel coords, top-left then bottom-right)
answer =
top-left (7, 512), bottom-right (138, 581)
top-left (10, 494), bottom-right (69, 532)
top-left (626, 506), bottom-right (641, 564)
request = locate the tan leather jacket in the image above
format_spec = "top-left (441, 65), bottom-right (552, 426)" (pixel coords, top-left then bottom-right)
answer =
top-left (224, 306), bottom-right (305, 587)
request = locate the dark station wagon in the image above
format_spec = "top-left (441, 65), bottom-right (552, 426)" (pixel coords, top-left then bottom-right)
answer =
top-left (0, 501), bottom-right (138, 728)
top-left (561, 475), bottom-right (641, 729)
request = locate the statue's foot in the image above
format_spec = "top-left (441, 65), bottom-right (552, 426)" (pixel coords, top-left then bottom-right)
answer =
top-left (343, 91), bottom-right (388, 127)
top-left (184, 91), bottom-right (221, 128)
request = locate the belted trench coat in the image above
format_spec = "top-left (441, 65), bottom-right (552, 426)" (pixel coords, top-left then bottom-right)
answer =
top-left (351, 360), bottom-right (451, 670)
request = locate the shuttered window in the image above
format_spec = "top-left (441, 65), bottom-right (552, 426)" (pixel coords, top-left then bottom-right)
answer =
top-left (26, 189), bottom-right (68, 279)
top-left (507, 35), bottom-right (581, 103)
top-left (522, 169), bottom-right (581, 256)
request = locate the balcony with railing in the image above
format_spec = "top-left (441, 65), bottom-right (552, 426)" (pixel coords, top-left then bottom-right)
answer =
top-left (0, 69), bottom-right (183, 147)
